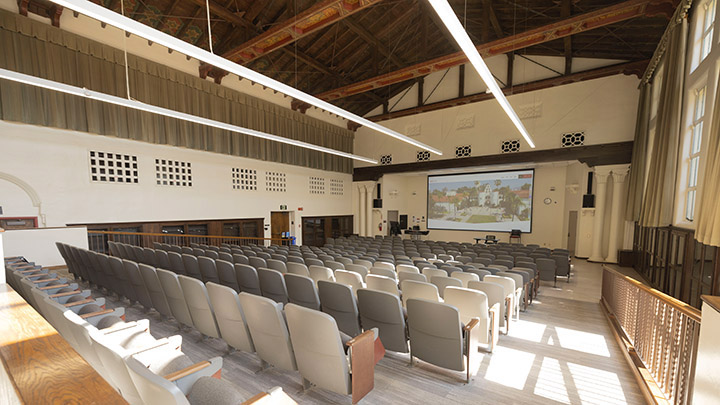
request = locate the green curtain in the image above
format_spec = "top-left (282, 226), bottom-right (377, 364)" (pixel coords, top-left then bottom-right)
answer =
top-left (639, 18), bottom-right (687, 227)
top-left (0, 9), bottom-right (353, 173)
top-left (624, 83), bottom-right (651, 222)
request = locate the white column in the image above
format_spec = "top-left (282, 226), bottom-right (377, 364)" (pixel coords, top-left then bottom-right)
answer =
top-left (365, 184), bottom-right (374, 237)
top-left (0, 229), bottom-right (5, 284)
top-left (588, 168), bottom-right (611, 262)
top-left (605, 166), bottom-right (630, 263)
top-left (358, 186), bottom-right (366, 237)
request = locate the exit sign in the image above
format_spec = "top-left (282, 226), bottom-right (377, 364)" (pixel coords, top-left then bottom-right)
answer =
top-left (280, 205), bottom-right (287, 210)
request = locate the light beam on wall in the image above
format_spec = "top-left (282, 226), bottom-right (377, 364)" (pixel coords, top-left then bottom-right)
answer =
top-left (0, 68), bottom-right (378, 164)
top-left (427, 0), bottom-right (536, 148)
top-left (48, 0), bottom-right (443, 156)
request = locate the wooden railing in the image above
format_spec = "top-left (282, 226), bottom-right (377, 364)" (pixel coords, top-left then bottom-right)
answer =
top-left (87, 230), bottom-right (292, 254)
top-left (601, 266), bottom-right (701, 405)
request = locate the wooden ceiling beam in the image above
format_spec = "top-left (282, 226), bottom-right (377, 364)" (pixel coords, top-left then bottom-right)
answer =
top-left (315, 0), bottom-right (677, 101)
top-left (353, 141), bottom-right (634, 181)
top-left (483, 0), bottom-right (503, 38)
top-left (364, 60), bottom-right (649, 122)
top-left (342, 18), bottom-right (404, 68)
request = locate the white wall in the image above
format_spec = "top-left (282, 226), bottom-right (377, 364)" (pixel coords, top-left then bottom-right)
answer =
top-left (2, 227), bottom-right (88, 266)
top-left (693, 300), bottom-right (720, 404)
top-left (0, 121), bottom-right (353, 245)
top-left (355, 74), bottom-right (640, 165)
top-left (0, 231), bottom-right (5, 284)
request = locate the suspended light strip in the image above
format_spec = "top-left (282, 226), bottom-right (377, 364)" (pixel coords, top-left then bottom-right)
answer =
top-left (427, 0), bottom-right (536, 148)
top-left (48, 0), bottom-right (443, 156)
top-left (0, 68), bottom-right (378, 164)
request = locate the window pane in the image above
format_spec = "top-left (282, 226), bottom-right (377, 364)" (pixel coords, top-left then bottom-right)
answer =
top-left (692, 122), bottom-right (704, 154)
top-left (687, 189), bottom-right (696, 221)
top-left (708, 0), bottom-right (717, 29)
top-left (695, 87), bottom-right (707, 120)
top-left (702, 30), bottom-right (713, 60)
top-left (689, 156), bottom-right (700, 187)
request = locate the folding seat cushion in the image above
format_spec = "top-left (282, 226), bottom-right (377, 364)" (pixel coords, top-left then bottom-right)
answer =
top-left (178, 275), bottom-right (221, 338)
top-left (258, 268), bottom-right (289, 305)
top-left (284, 274), bottom-right (321, 310)
top-left (206, 282), bottom-right (255, 353)
top-left (357, 289), bottom-right (407, 353)
top-left (156, 269), bottom-right (194, 329)
top-left (317, 281), bottom-right (361, 337)
top-left (237, 293), bottom-right (297, 371)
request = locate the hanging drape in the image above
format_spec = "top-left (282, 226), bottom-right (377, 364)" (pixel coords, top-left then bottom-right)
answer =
top-left (624, 83), bottom-right (651, 222)
top-left (639, 18), bottom-right (687, 227)
top-left (0, 9), bottom-right (354, 173)
top-left (694, 70), bottom-right (720, 246)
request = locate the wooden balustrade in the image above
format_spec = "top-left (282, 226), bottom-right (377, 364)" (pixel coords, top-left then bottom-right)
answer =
top-left (601, 265), bottom-right (701, 405)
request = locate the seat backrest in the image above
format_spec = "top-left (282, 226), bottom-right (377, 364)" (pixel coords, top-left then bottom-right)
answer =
top-left (167, 251), bottom-right (186, 275)
top-left (284, 273), bottom-right (321, 310)
top-left (396, 264), bottom-right (420, 274)
top-left (125, 356), bottom-right (190, 405)
top-left (398, 271), bottom-right (427, 284)
top-left (334, 270), bottom-right (364, 293)
top-left (178, 275), bottom-right (220, 338)
top-left (235, 264), bottom-right (262, 295)
top-left (156, 269), bottom-right (194, 328)
top-left (430, 276), bottom-right (463, 298)
top-left (138, 264), bottom-right (173, 317)
top-left (484, 275), bottom-right (516, 300)
top-left (357, 289), bottom-right (407, 353)
top-left (450, 271), bottom-right (480, 288)
top-left (206, 282), bottom-right (255, 353)
top-left (324, 260), bottom-right (345, 271)
top-left (309, 265), bottom-right (335, 286)
top-left (123, 259), bottom-right (154, 309)
top-left (366, 274), bottom-right (400, 297)
top-left (154, 249), bottom-right (171, 270)
top-left (536, 258), bottom-right (557, 281)
top-left (422, 268), bottom-right (447, 280)
top-left (444, 286), bottom-right (489, 324)
top-left (212, 259), bottom-right (239, 292)
top-left (400, 280), bottom-right (440, 307)
top-left (344, 264), bottom-right (369, 281)
top-left (249, 256), bottom-right (267, 270)
top-left (198, 256), bottom-right (220, 284)
top-left (238, 293), bottom-right (297, 371)
top-left (142, 248), bottom-right (156, 266)
top-left (406, 299), bottom-right (464, 372)
top-left (317, 281), bottom-right (361, 337)
top-left (182, 254), bottom-right (203, 280)
top-left (287, 262), bottom-right (310, 277)
top-left (232, 254), bottom-right (249, 265)
top-left (369, 266), bottom-right (396, 280)
top-left (266, 259), bottom-right (288, 274)
top-left (258, 268), bottom-right (289, 304)
top-left (497, 272), bottom-right (524, 292)
top-left (285, 304), bottom-right (350, 396)
top-left (353, 259), bottom-right (373, 269)
top-left (373, 261), bottom-right (395, 271)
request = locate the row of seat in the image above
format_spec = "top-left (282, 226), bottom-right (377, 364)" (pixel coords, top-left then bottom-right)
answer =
top-left (4, 257), bottom-right (287, 405)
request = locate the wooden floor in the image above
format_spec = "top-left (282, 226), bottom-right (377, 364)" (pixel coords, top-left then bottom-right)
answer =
top-left (76, 259), bottom-right (645, 405)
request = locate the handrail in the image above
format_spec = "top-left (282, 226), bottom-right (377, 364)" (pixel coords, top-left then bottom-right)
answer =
top-left (87, 230), bottom-right (285, 243)
top-left (604, 266), bottom-right (701, 321)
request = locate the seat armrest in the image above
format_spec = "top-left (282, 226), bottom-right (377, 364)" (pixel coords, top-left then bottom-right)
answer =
top-left (64, 298), bottom-right (95, 308)
top-left (102, 319), bottom-right (151, 335)
top-left (32, 277), bottom-right (60, 284)
top-left (163, 356), bottom-right (223, 395)
top-left (80, 309), bottom-right (115, 319)
top-left (39, 283), bottom-right (69, 291)
top-left (488, 304), bottom-right (500, 351)
top-left (463, 318), bottom-right (479, 332)
top-left (347, 329), bottom-right (375, 403)
top-left (50, 290), bottom-right (82, 298)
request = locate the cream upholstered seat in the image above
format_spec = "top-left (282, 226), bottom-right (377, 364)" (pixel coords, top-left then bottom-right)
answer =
top-left (284, 273), bottom-right (321, 310)
top-left (421, 267), bottom-right (446, 280)
top-left (206, 282), bottom-right (255, 353)
top-left (400, 280), bottom-right (440, 307)
top-left (451, 271), bottom-right (480, 288)
top-left (334, 270), bottom-right (365, 294)
top-left (430, 275), bottom-right (462, 299)
top-left (287, 262), bottom-right (310, 277)
top-left (406, 298), bottom-right (480, 383)
top-left (468, 280), bottom-right (511, 333)
top-left (156, 269), bottom-right (195, 329)
top-left (285, 303), bottom-right (376, 403)
top-left (238, 292), bottom-right (297, 371)
top-left (366, 274), bottom-right (400, 297)
top-left (486, 274), bottom-right (519, 320)
top-left (373, 261), bottom-right (395, 271)
top-left (318, 280), bottom-right (362, 337)
top-left (398, 271), bottom-right (427, 285)
top-left (396, 264), bottom-right (420, 274)
top-left (369, 266), bottom-right (396, 280)
top-left (309, 265), bottom-right (335, 286)
top-left (178, 275), bottom-right (221, 338)
top-left (444, 286), bottom-right (498, 352)
top-left (357, 288), bottom-right (407, 353)
top-left (344, 264), bottom-right (369, 281)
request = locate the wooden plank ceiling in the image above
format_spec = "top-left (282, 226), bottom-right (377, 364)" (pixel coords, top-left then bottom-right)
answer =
top-left (44, 0), bottom-right (678, 118)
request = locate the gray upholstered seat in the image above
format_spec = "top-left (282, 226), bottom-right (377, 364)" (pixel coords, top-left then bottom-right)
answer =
top-left (154, 249), bottom-right (172, 270)
top-left (398, 271), bottom-right (427, 285)
top-left (198, 256), bottom-right (220, 284)
top-left (369, 266), bottom-right (396, 280)
top-left (232, 254), bottom-right (249, 265)
top-left (318, 280), bottom-right (362, 336)
top-left (238, 292), bottom-right (297, 371)
top-left (216, 259), bottom-right (240, 292)
top-left (206, 282), bottom-right (255, 353)
top-left (138, 264), bottom-right (173, 318)
top-left (124, 259), bottom-right (154, 309)
top-left (249, 256), bottom-right (267, 270)
top-left (168, 251), bottom-right (186, 275)
top-left (287, 262), bottom-right (310, 277)
top-left (258, 268), bottom-right (289, 304)
top-left (357, 288), bottom-right (407, 353)
top-left (235, 264), bottom-right (262, 295)
top-left (430, 275), bottom-right (462, 298)
top-left (182, 254), bottom-right (203, 280)
top-left (284, 273), bottom-right (321, 310)
top-left (536, 258), bottom-right (557, 287)
top-left (178, 275), bottom-right (221, 338)
top-left (157, 269), bottom-right (195, 329)
top-left (266, 258), bottom-right (288, 274)
top-left (344, 264), bottom-right (369, 281)
top-left (324, 260), bottom-right (345, 271)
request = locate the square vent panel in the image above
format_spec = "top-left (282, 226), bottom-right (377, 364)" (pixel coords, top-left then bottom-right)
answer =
top-left (330, 179), bottom-right (344, 195)
top-left (155, 159), bottom-right (192, 187)
top-left (265, 171), bottom-right (287, 192)
top-left (562, 132), bottom-right (585, 147)
top-left (380, 154), bottom-right (393, 165)
top-left (232, 168), bottom-right (257, 190)
top-left (309, 176), bottom-right (325, 194)
top-left (416, 150), bottom-right (430, 162)
top-left (501, 140), bottom-right (521, 153)
top-left (89, 151), bottom-right (138, 183)
top-left (455, 145), bottom-right (472, 158)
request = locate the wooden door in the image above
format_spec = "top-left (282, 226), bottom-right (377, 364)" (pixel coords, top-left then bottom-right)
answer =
top-left (271, 212), bottom-right (290, 244)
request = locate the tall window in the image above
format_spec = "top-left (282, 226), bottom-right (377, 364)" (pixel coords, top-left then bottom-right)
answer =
top-left (686, 86), bottom-right (707, 221)
top-left (701, 0), bottom-right (717, 62)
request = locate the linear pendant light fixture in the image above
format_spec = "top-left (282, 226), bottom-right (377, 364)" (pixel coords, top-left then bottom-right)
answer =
top-left (427, 0), bottom-right (536, 148)
top-left (48, 0), bottom-right (443, 156)
top-left (0, 68), bottom-right (378, 164)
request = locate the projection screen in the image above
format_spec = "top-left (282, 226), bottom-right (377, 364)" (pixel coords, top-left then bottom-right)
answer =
top-left (427, 169), bottom-right (534, 232)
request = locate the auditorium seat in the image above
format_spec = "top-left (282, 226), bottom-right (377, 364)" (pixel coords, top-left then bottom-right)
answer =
top-left (258, 268), bottom-right (289, 305)
top-left (284, 273), bottom-right (321, 310)
top-left (238, 293), bottom-right (297, 372)
top-left (400, 280), bottom-right (441, 307)
top-left (444, 286), bottom-right (498, 352)
top-left (206, 282), bottom-right (255, 354)
top-left (318, 280), bottom-right (362, 337)
top-left (156, 269), bottom-right (195, 330)
top-left (357, 288), bottom-right (408, 353)
top-left (178, 275), bottom-right (221, 339)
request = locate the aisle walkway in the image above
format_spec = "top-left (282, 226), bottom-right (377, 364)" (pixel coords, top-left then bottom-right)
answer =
top-left (92, 259), bottom-right (644, 404)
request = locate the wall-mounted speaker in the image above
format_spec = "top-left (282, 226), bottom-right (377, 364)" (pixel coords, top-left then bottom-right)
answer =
top-left (373, 199), bottom-right (382, 208)
top-left (377, 184), bottom-right (382, 199)
top-left (582, 194), bottom-right (595, 208)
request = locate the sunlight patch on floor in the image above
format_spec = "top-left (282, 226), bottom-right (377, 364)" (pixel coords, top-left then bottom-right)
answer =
top-left (568, 362), bottom-right (628, 405)
top-left (556, 327), bottom-right (610, 357)
top-left (533, 357), bottom-right (570, 404)
top-left (507, 319), bottom-right (547, 343)
top-left (484, 346), bottom-right (535, 389)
